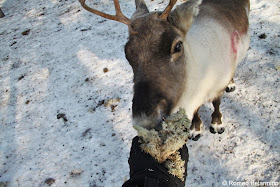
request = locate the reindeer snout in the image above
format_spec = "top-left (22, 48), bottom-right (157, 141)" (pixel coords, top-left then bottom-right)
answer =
top-left (155, 98), bottom-right (170, 120)
top-left (132, 81), bottom-right (172, 129)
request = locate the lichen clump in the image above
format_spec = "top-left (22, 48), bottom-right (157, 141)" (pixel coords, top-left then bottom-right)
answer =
top-left (133, 108), bottom-right (191, 181)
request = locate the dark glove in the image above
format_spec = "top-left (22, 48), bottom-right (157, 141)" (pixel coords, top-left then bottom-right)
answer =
top-left (122, 136), bottom-right (189, 187)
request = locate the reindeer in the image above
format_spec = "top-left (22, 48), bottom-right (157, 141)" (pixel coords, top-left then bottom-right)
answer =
top-left (79, 0), bottom-right (250, 140)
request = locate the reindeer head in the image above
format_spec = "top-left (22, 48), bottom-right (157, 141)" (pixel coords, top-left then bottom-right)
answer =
top-left (79, 0), bottom-right (201, 129)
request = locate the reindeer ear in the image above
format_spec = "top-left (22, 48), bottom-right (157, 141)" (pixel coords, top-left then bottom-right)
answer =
top-left (168, 0), bottom-right (202, 34)
top-left (132, 0), bottom-right (149, 19)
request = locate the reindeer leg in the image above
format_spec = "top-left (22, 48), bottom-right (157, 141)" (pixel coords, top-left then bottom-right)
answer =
top-left (210, 97), bottom-right (225, 134)
top-left (226, 78), bottom-right (235, 92)
top-left (189, 108), bottom-right (203, 141)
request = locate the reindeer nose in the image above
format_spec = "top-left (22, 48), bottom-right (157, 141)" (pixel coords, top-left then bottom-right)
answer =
top-left (155, 99), bottom-right (170, 120)
top-left (132, 81), bottom-right (173, 129)
top-left (132, 80), bottom-right (173, 129)
top-left (132, 81), bottom-right (170, 118)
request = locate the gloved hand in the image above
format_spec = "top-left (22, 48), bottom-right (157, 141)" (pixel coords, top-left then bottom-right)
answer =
top-left (122, 136), bottom-right (189, 187)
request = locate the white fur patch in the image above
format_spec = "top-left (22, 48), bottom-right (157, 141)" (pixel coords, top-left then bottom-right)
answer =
top-left (210, 116), bottom-right (225, 133)
top-left (227, 81), bottom-right (235, 88)
top-left (227, 82), bottom-right (235, 90)
top-left (193, 0), bottom-right (202, 16)
top-left (173, 12), bottom-right (250, 119)
top-left (189, 122), bottom-right (203, 138)
top-left (171, 0), bottom-right (249, 137)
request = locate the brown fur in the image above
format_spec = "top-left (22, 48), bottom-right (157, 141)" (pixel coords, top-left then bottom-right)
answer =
top-left (127, 0), bottom-right (250, 131)
top-left (199, 0), bottom-right (250, 33)
top-left (126, 13), bottom-right (187, 121)
top-left (79, 0), bottom-right (250, 137)
top-left (168, 0), bottom-right (202, 34)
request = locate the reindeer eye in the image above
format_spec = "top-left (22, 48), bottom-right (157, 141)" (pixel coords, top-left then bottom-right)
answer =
top-left (174, 41), bottom-right (183, 53)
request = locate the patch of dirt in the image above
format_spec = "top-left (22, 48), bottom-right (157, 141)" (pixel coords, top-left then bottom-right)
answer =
top-left (258, 33), bottom-right (267, 39)
top-left (44, 178), bottom-right (55, 186)
top-left (22, 29), bottom-right (31, 36)
top-left (57, 113), bottom-right (68, 122)
top-left (70, 169), bottom-right (83, 178)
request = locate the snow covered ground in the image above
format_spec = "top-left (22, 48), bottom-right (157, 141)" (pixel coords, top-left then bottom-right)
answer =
top-left (0, 0), bottom-right (279, 186)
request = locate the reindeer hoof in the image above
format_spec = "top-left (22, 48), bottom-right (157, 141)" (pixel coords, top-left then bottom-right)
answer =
top-left (210, 126), bottom-right (216, 134)
top-left (189, 128), bottom-right (202, 141)
top-left (192, 134), bottom-right (201, 141)
top-left (226, 82), bottom-right (236, 92)
top-left (226, 86), bottom-right (235, 92)
top-left (218, 127), bottom-right (225, 134)
top-left (210, 123), bottom-right (225, 134)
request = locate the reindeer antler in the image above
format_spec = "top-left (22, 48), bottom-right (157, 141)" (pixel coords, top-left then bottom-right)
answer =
top-left (79, 0), bottom-right (131, 25)
top-left (160, 0), bottom-right (178, 20)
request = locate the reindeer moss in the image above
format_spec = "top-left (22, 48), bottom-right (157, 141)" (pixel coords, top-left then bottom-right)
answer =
top-left (165, 151), bottom-right (186, 181)
top-left (133, 108), bottom-right (191, 181)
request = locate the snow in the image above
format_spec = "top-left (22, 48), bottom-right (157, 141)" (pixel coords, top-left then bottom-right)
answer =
top-left (0, 0), bottom-right (279, 186)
